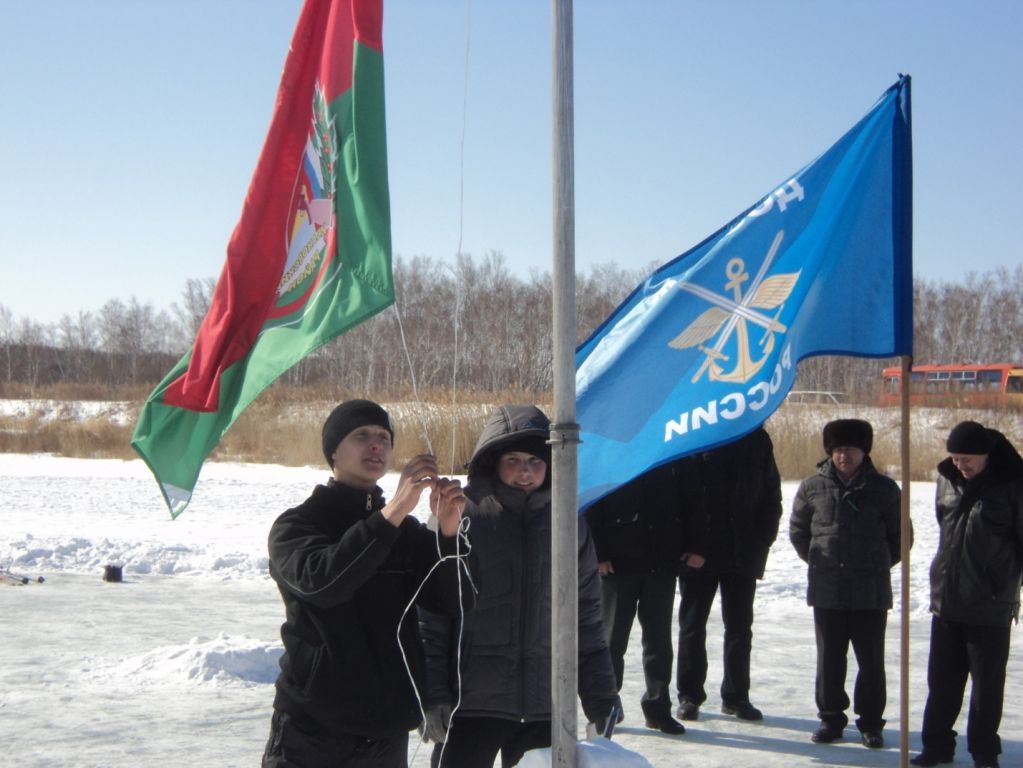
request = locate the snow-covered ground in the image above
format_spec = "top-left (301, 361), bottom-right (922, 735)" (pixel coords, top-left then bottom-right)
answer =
top-left (1, 454), bottom-right (1020, 768)
top-left (0, 399), bottom-right (137, 426)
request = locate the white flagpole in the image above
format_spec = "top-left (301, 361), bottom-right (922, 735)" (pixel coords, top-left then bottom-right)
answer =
top-left (551, 0), bottom-right (578, 766)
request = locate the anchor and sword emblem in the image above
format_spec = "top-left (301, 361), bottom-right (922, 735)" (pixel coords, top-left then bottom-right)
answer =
top-left (669, 230), bottom-right (800, 384)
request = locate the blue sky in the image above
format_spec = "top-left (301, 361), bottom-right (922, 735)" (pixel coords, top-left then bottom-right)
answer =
top-left (1, 0), bottom-right (1020, 325)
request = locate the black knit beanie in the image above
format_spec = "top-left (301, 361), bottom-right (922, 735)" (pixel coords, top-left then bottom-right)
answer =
top-left (946, 420), bottom-right (994, 455)
top-left (822, 419), bottom-right (873, 455)
top-left (321, 400), bottom-right (394, 467)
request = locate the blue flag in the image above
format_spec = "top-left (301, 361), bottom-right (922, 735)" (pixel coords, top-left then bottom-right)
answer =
top-left (576, 75), bottom-right (912, 511)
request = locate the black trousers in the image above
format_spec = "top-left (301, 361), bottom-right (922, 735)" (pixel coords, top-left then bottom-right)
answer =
top-left (812, 607), bottom-right (887, 732)
top-left (430, 716), bottom-right (550, 768)
top-left (261, 710), bottom-right (410, 768)
top-left (920, 616), bottom-right (1011, 761)
top-left (676, 567), bottom-right (756, 707)
top-left (600, 570), bottom-right (677, 718)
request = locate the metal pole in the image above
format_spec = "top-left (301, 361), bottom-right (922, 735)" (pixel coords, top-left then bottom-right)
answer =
top-left (551, 0), bottom-right (578, 766)
top-left (899, 354), bottom-right (912, 768)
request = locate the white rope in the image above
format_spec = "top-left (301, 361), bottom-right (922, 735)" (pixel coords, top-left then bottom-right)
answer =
top-left (448, 274), bottom-right (462, 475)
top-left (392, 303), bottom-right (435, 456)
top-left (448, 0), bottom-right (473, 477)
top-left (431, 516), bottom-right (471, 768)
top-left (399, 517), bottom-right (475, 765)
top-left (393, 0), bottom-right (472, 466)
top-left (398, 1), bottom-right (475, 763)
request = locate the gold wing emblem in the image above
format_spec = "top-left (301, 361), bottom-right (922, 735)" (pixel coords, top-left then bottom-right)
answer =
top-left (668, 307), bottom-right (729, 349)
top-left (747, 271), bottom-right (800, 309)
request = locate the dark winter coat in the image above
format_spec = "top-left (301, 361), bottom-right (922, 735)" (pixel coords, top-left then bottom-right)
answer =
top-left (584, 456), bottom-right (707, 576)
top-left (419, 405), bottom-right (618, 723)
top-left (790, 455), bottom-right (905, 611)
top-left (693, 427), bottom-right (783, 579)
top-left (929, 431), bottom-right (1023, 627)
top-left (268, 479), bottom-right (468, 737)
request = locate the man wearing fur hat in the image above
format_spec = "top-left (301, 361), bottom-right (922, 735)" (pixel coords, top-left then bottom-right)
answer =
top-left (790, 418), bottom-right (905, 750)
top-left (262, 399), bottom-right (471, 768)
top-left (911, 421), bottom-right (1023, 768)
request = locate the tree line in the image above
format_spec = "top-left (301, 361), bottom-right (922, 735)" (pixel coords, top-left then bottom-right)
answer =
top-left (2, 256), bottom-right (1021, 400)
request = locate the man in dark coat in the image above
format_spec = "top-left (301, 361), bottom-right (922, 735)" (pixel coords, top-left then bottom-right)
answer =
top-left (911, 421), bottom-right (1023, 768)
top-left (262, 400), bottom-right (471, 768)
top-left (585, 456), bottom-right (707, 734)
top-left (419, 405), bottom-right (620, 768)
top-left (790, 418), bottom-right (905, 750)
top-left (676, 426), bottom-right (782, 723)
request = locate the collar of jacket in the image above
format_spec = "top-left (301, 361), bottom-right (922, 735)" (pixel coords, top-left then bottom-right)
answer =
top-left (817, 455), bottom-right (877, 488)
top-left (326, 477), bottom-right (386, 513)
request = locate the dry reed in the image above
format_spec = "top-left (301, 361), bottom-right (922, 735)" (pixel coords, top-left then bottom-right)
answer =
top-left (3, 385), bottom-right (1021, 483)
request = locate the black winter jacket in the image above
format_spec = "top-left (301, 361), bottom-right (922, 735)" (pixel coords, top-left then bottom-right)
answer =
top-left (419, 405), bottom-right (618, 723)
top-left (694, 427), bottom-right (782, 579)
top-left (929, 432), bottom-right (1023, 627)
top-left (790, 456), bottom-right (905, 611)
top-left (268, 480), bottom-right (468, 737)
top-left (584, 456), bottom-right (706, 576)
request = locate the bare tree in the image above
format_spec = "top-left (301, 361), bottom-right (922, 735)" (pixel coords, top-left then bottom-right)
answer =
top-left (18, 317), bottom-right (50, 392)
top-left (2, 263), bottom-right (1021, 399)
top-left (0, 304), bottom-right (14, 384)
top-left (575, 260), bottom-right (648, 343)
top-left (54, 311), bottom-right (99, 383)
top-left (171, 277), bottom-right (216, 352)
top-left (97, 298), bottom-right (174, 385)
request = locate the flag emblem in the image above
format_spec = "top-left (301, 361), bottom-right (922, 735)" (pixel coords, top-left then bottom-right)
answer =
top-left (670, 230), bottom-right (800, 384)
top-left (278, 83), bottom-right (337, 303)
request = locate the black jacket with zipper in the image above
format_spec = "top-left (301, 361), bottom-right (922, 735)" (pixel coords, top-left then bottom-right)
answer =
top-left (268, 479), bottom-right (469, 737)
top-left (929, 431), bottom-right (1023, 627)
top-left (790, 455), bottom-right (906, 611)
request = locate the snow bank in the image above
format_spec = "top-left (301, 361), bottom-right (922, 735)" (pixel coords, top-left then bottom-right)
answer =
top-left (112, 633), bottom-right (283, 685)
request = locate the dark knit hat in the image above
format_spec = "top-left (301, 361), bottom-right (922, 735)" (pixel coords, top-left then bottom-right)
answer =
top-left (321, 400), bottom-right (393, 467)
top-left (497, 435), bottom-right (551, 465)
top-left (822, 419), bottom-right (873, 455)
top-left (946, 420), bottom-right (994, 455)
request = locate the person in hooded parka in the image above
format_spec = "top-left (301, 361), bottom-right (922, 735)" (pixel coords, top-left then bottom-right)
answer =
top-left (419, 404), bottom-right (620, 768)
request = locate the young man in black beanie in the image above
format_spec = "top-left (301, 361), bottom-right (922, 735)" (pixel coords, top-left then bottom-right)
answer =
top-left (262, 399), bottom-right (471, 768)
top-left (790, 418), bottom-right (905, 750)
top-left (911, 421), bottom-right (1023, 768)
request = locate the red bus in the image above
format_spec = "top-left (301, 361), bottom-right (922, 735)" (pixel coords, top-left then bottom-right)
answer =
top-left (880, 363), bottom-right (1023, 407)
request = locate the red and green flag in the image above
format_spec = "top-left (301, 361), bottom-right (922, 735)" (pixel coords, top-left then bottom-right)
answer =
top-left (132, 0), bottom-right (392, 517)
